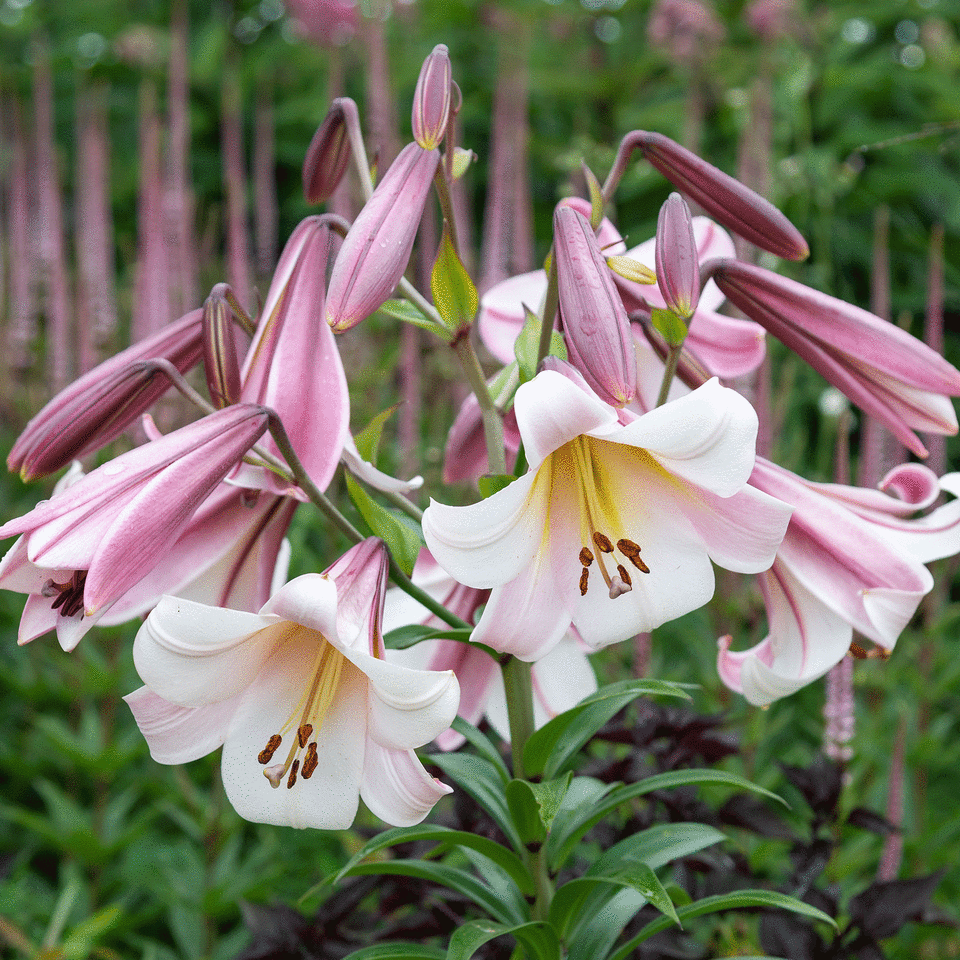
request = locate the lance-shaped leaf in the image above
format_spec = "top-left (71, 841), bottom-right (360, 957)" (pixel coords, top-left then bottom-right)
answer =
top-left (431, 221), bottom-right (478, 336)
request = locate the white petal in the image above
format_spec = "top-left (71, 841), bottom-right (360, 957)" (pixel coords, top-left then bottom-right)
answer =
top-left (341, 435), bottom-right (423, 494)
top-left (260, 573), bottom-right (339, 637)
top-left (360, 742), bottom-right (452, 826)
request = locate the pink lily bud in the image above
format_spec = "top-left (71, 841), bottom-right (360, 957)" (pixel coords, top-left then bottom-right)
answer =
top-left (202, 285), bottom-right (242, 409)
top-left (615, 131), bottom-right (808, 261)
top-left (326, 142), bottom-right (440, 332)
top-left (302, 98), bottom-right (356, 204)
top-left (8, 308), bottom-right (204, 481)
top-left (412, 45), bottom-right (452, 150)
top-left (655, 192), bottom-right (699, 320)
top-left (553, 205), bottom-right (637, 407)
top-left (706, 257), bottom-right (960, 457)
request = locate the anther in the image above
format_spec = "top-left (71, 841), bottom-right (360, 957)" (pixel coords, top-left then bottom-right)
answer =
top-left (579, 547), bottom-right (594, 567)
top-left (302, 742), bottom-right (319, 779)
top-left (258, 733), bottom-right (283, 764)
top-left (286, 758), bottom-right (300, 789)
top-left (616, 564), bottom-right (632, 588)
top-left (579, 568), bottom-right (589, 596)
top-left (297, 724), bottom-right (313, 748)
top-left (593, 532), bottom-right (614, 553)
top-left (608, 576), bottom-right (631, 599)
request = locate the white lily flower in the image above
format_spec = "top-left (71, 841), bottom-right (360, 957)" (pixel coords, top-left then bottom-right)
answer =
top-left (125, 539), bottom-right (460, 829)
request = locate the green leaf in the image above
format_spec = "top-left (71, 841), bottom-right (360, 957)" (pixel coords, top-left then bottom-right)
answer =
top-left (448, 920), bottom-right (561, 960)
top-left (59, 906), bottom-right (123, 960)
top-left (505, 780), bottom-right (545, 848)
top-left (607, 890), bottom-right (837, 960)
top-left (345, 472), bottom-right (423, 575)
top-left (343, 943), bottom-right (445, 960)
top-left (650, 307), bottom-right (688, 347)
top-left (375, 298), bottom-right (442, 334)
top-left (345, 860), bottom-right (522, 925)
top-left (382, 624), bottom-right (473, 650)
top-left (606, 254), bottom-right (657, 285)
top-left (449, 717), bottom-right (510, 780)
top-left (514, 307), bottom-right (566, 383)
top-left (353, 405), bottom-right (399, 462)
top-left (428, 753), bottom-right (523, 853)
top-left (431, 222), bottom-right (478, 333)
top-left (582, 164), bottom-right (604, 229)
top-left (523, 679), bottom-right (693, 780)
top-left (529, 772), bottom-right (573, 832)
top-left (547, 769), bottom-right (787, 872)
top-left (451, 147), bottom-right (475, 180)
top-left (333, 824), bottom-right (534, 897)
top-left (478, 473), bottom-right (516, 498)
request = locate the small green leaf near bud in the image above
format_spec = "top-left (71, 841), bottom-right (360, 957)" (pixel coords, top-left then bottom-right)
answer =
top-left (606, 255), bottom-right (657, 285)
top-left (354, 404), bottom-right (400, 462)
top-left (478, 473), bottom-right (516, 499)
top-left (451, 147), bottom-right (476, 179)
top-left (582, 164), bottom-right (604, 230)
top-left (345, 473), bottom-right (423, 575)
top-left (375, 298), bottom-right (442, 334)
top-left (650, 307), bottom-right (688, 348)
top-left (431, 222), bottom-right (478, 335)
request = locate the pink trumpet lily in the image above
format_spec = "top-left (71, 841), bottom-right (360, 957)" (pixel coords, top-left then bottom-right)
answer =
top-left (423, 364), bottom-right (791, 660)
top-left (706, 258), bottom-right (960, 458)
top-left (384, 550), bottom-right (598, 749)
top-left (126, 539), bottom-right (460, 830)
top-left (0, 405), bottom-right (269, 650)
top-left (718, 460), bottom-right (960, 706)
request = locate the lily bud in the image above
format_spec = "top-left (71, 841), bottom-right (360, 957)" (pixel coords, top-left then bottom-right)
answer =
top-left (326, 142), bottom-right (440, 332)
top-left (553, 205), bottom-right (637, 407)
top-left (616, 130), bottom-right (809, 261)
top-left (8, 309), bottom-right (204, 481)
top-left (412, 44), bottom-right (451, 150)
top-left (655, 192), bottom-right (699, 320)
top-left (302, 98), bottom-right (356, 204)
top-left (202, 285), bottom-right (242, 408)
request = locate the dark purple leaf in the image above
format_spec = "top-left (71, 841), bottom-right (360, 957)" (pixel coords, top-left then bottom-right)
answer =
top-left (848, 871), bottom-right (945, 941)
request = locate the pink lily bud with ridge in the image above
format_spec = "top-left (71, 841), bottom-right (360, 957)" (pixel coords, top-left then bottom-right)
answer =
top-left (302, 98), bottom-right (356, 204)
top-left (326, 142), bottom-right (440, 332)
top-left (553, 205), bottom-right (637, 407)
top-left (239, 216), bottom-right (349, 496)
top-left (202, 285), bottom-right (242, 409)
top-left (705, 257), bottom-right (960, 458)
top-left (412, 44), bottom-right (452, 150)
top-left (8, 308), bottom-right (204, 481)
top-left (0, 404), bottom-right (269, 650)
top-left (655, 192), bottom-right (699, 320)
top-left (610, 131), bottom-right (808, 260)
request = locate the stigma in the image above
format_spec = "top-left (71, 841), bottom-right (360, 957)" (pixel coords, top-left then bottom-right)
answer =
top-left (577, 533), bottom-right (649, 599)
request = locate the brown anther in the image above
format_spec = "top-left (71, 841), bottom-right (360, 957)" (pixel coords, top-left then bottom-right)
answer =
top-left (632, 554), bottom-right (651, 573)
top-left (579, 568), bottom-right (589, 596)
top-left (286, 758), bottom-right (300, 789)
top-left (593, 532), bottom-right (614, 553)
top-left (616, 538), bottom-right (642, 559)
top-left (616, 564), bottom-right (632, 588)
top-left (297, 724), bottom-right (313, 748)
top-left (849, 642), bottom-right (869, 660)
top-left (258, 733), bottom-right (283, 764)
top-left (48, 570), bottom-right (88, 619)
top-left (579, 546), bottom-right (594, 567)
top-left (302, 742), bottom-right (319, 779)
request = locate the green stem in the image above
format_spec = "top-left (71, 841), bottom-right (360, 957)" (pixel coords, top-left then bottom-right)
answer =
top-left (452, 334), bottom-right (506, 475)
top-left (536, 251), bottom-right (559, 367)
top-left (433, 168), bottom-right (461, 258)
top-left (656, 344), bottom-right (682, 408)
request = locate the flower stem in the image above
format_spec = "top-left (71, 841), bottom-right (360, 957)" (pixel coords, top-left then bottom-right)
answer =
top-left (536, 251), bottom-right (559, 367)
top-left (452, 333), bottom-right (506, 475)
top-left (655, 343), bottom-right (682, 407)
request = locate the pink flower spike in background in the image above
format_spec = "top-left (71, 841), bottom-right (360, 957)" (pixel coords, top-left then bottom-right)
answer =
top-left (384, 550), bottom-right (597, 749)
top-left (0, 405), bottom-right (269, 650)
top-left (707, 258), bottom-right (960, 457)
top-left (126, 539), bottom-right (460, 829)
top-left (326, 143), bottom-right (441, 332)
top-left (423, 365), bottom-right (792, 660)
top-left (718, 460), bottom-right (960, 706)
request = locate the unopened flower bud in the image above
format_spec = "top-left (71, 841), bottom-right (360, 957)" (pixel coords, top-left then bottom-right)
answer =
top-left (553, 205), bottom-right (636, 407)
top-left (302, 98), bottom-right (357, 204)
top-left (202, 285), bottom-right (242, 408)
top-left (412, 44), bottom-right (452, 150)
top-left (656, 192), bottom-right (699, 320)
top-left (616, 130), bottom-right (809, 261)
top-left (326, 142), bottom-right (440, 332)
top-left (8, 309), bottom-right (204, 481)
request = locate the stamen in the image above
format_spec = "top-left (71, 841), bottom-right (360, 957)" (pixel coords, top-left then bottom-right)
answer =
top-left (258, 734), bottom-right (282, 764)
top-left (616, 564), bottom-right (632, 588)
top-left (617, 539), bottom-right (650, 573)
top-left (297, 724), bottom-right (313, 748)
top-left (579, 568), bottom-right (589, 596)
top-left (579, 547), bottom-right (594, 567)
top-left (302, 742), bottom-right (319, 779)
top-left (45, 571), bottom-right (88, 618)
top-left (593, 532), bottom-right (614, 553)
top-left (286, 758), bottom-right (300, 789)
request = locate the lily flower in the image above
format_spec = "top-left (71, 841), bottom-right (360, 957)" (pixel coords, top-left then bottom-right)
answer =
top-left (8, 307), bottom-right (204, 481)
top-left (238, 216), bottom-right (350, 496)
top-left (125, 539), bottom-right (460, 829)
top-left (384, 550), bottom-right (597, 749)
top-left (706, 258), bottom-right (960, 457)
top-left (718, 460), bottom-right (960, 706)
top-left (0, 405), bottom-right (269, 650)
top-left (423, 364), bottom-right (792, 660)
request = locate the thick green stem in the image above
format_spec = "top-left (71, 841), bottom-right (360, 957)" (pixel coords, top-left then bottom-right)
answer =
top-left (656, 344), bottom-right (683, 408)
top-left (452, 334), bottom-right (506, 475)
